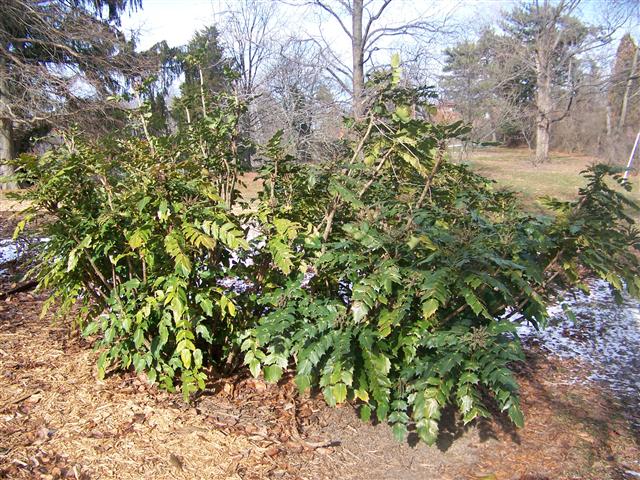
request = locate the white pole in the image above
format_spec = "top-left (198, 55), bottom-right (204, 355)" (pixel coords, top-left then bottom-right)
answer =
top-left (624, 129), bottom-right (640, 180)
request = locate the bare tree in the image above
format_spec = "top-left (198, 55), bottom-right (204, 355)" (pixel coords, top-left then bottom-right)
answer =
top-left (217, 0), bottom-right (280, 153)
top-left (0, 0), bottom-right (144, 189)
top-left (610, 34), bottom-right (639, 132)
top-left (502, 0), bottom-right (623, 163)
top-left (287, 0), bottom-right (453, 120)
top-left (265, 39), bottom-right (343, 161)
top-left (221, 0), bottom-right (277, 98)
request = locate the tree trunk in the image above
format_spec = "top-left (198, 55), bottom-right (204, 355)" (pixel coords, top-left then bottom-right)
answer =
top-left (535, 115), bottom-right (550, 165)
top-left (351, 0), bottom-right (364, 120)
top-left (0, 55), bottom-right (17, 190)
top-left (535, 52), bottom-right (553, 164)
top-left (0, 119), bottom-right (16, 190)
top-left (618, 44), bottom-right (638, 131)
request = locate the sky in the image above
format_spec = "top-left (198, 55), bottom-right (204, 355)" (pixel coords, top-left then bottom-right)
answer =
top-left (118, 0), bottom-right (514, 96)
top-left (120, 0), bottom-right (512, 51)
top-left (119, 0), bottom-right (639, 89)
top-left (120, 0), bottom-right (637, 52)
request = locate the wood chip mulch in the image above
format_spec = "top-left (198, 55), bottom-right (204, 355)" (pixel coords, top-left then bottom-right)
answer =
top-left (1, 284), bottom-right (639, 480)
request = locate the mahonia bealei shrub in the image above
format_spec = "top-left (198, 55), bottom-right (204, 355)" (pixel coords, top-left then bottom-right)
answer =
top-left (11, 57), bottom-right (640, 444)
top-left (240, 59), bottom-right (640, 443)
top-left (12, 90), bottom-right (254, 399)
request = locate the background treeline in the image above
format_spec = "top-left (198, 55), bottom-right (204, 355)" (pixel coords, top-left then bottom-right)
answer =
top-left (2, 0), bottom-right (639, 186)
top-left (441, 3), bottom-right (640, 164)
top-left (142, 0), bottom-right (640, 166)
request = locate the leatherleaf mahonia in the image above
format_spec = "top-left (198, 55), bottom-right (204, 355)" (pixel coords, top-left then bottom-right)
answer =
top-left (12, 87), bottom-right (252, 399)
top-left (240, 57), bottom-right (640, 444)
top-left (11, 57), bottom-right (640, 445)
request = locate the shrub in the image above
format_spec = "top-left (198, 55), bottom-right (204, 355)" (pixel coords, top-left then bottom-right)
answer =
top-left (11, 60), bottom-right (640, 444)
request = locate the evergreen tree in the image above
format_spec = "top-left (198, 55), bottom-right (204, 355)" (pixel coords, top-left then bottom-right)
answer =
top-left (0, 0), bottom-right (143, 188)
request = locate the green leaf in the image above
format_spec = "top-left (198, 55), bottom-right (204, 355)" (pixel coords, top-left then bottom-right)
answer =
top-left (295, 374), bottom-right (311, 393)
top-left (360, 405), bottom-right (372, 422)
top-left (67, 250), bottom-right (79, 272)
top-left (97, 351), bottom-right (108, 380)
top-left (332, 383), bottom-right (347, 404)
top-left (158, 200), bottom-right (170, 221)
top-left (82, 322), bottom-right (99, 337)
top-left (394, 105), bottom-right (411, 122)
top-left (133, 354), bottom-right (147, 372)
top-left (392, 422), bottom-right (408, 442)
top-left (174, 253), bottom-right (192, 276)
top-left (180, 349), bottom-right (191, 369)
top-left (390, 52), bottom-right (401, 69)
top-left (416, 419), bottom-right (439, 445)
top-left (193, 349), bottom-right (203, 368)
top-left (508, 404), bottom-right (524, 428)
top-left (422, 298), bottom-right (439, 320)
top-left (323, 385), bottom-right (336, 407)
top-left (399, 150), bottom-right (430, 178)
top-left (133, 328), bottom-right (144, 349)
top-left (249, 358), bottom-right (261, 378)
top-left (195, 324), bottom-right (213, 343)
top-left (329, 181), bottom-right (364, 209)
top-left (352, 301), bottom-right (368, 323)
top-left (263, 365), bottom-right (283, 383)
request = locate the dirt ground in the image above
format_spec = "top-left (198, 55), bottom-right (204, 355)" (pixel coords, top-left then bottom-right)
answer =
top-left (0, 278), bottom-right (639, 479)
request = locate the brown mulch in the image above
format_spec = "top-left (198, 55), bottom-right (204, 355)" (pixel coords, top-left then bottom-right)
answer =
top-left (0, 286), bottom-right (639, 479)
top-left (0, 292), bottom-right (273, 479)
top-left (0, 211), bottom-right (26, 239)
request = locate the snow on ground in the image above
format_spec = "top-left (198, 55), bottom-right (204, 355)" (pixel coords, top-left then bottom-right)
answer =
top-left (0, 239), bottom-right (20, 276)
top-left (0, 239), bottom-right (19, 265)
top-left (517, 278), bottom-right (640, 426)
top-left (0, 238), bottom-right (48, 277)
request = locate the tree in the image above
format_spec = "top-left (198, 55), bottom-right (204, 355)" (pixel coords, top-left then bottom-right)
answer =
top-left (0, 0), bottom-right (142, 188)
top-left (609, 34), bottom-right (639, 134)
top-left (264, 39), bottom-right (341, 162)
top-left (292, 0), bottom-right (451, 120)
top-left (501, 0), bottom-right (605, 163)
top-left (173, 26), bottom-right (229, 127)
top-left (219, 0), bottom-right (278, 151)
top-left (441, 29), bottom-right (537, 148)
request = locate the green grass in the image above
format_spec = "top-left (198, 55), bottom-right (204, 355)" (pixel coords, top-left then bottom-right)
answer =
top-left (462, 147), bottom-right (640, 212)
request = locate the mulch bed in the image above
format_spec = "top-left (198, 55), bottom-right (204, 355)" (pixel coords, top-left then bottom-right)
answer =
top-left (1, 282), bottom-right (638, 479)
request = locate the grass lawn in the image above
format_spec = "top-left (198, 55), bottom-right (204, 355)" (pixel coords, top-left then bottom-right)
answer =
top-left (463, 147), bottom-right (640, 211)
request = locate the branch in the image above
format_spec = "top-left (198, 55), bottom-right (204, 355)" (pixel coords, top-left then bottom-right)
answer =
top-left (0, 280), bottom-right (38, 300)
top-left (313, 0), bottom-right (353, 40)
top-left (363, 0), bottom-right (393, 46)
top-left (321, 114), bottom-right (375, 241)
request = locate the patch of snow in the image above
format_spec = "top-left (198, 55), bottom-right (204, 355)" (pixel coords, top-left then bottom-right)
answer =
top-left (217, 276), bottom-right (253, 294)
top-left (0, 239), bottom-right (19, 264)
top-left (516, 278), bottom-right (640, 426)
top-left (0, 237), bottom-right (49, 277)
